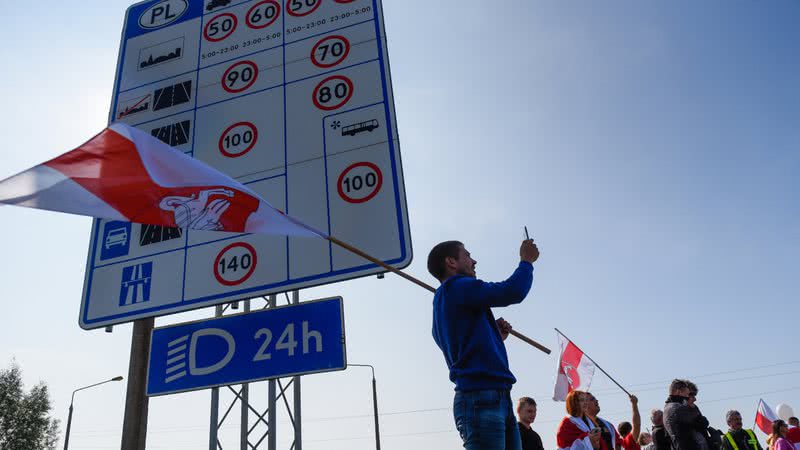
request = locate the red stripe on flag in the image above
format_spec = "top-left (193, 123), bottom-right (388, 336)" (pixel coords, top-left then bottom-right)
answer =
top-left (44, 128), bottom-right (259, 231)
top-left (560, 340), bottom-right (584, 388)
top-left (756, 411), bottom-right (773, 435)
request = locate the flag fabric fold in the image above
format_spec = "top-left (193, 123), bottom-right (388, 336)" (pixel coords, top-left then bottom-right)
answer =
top-left (756, 399), bottom-right (779, 435)
top-left (553, 333), bottom-right (596, 401)
top-left (0, 123), bottom-right (325, 238)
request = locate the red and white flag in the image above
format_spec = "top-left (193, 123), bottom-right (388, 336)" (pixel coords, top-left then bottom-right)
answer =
top-left (756, 399), bottom-right (779, 435)
top-left (0, 123), bottom-right (324, 238)
top-left (553, 333), bottom-right (596, 401)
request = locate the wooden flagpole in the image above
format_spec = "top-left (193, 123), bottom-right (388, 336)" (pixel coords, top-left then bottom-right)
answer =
top-left (326, 236), bottom-right (551, 355)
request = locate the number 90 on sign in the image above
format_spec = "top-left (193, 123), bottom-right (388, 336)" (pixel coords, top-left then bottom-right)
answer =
top-left (222, 61), bottom-right (259, 93)
top-left (337, 162), bottom-right (383, 204)
top-left (214, 242), bottom-right (258, 286)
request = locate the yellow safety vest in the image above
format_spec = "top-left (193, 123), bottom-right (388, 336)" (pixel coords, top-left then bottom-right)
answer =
top-left (725, 430), bottom-right (760, 450)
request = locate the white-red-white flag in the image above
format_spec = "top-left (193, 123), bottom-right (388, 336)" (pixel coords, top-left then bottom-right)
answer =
top-left (0, 123), bottom-right (324, 238)
top-left (756, 399), bottom-right (779, 435)
top-left (553, 333), bottom-right (596, 401)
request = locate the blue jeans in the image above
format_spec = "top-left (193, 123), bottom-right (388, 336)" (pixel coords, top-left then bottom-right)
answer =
top-left (453, 389), bottom-right (522, 450)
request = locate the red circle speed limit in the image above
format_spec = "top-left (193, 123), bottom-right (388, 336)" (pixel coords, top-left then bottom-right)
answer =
top-left (337, 162), bottom-right (383, 204)
top-left (312, 75), bottom-right (353, 111)
top-left (222, 60), bottom-right (259, 93)
top-left (214, 242), bottom-right (258, 286)
top-left (311, 35), bottom-right (350, 68)
top-left (204, 13), bottom-right (238, 42)
top-left (219, 122), bottom-right (259, 158)
top-left (247, 0), bottom-right (281, 29)
top-left (286, 0), bottom-right (320, 17)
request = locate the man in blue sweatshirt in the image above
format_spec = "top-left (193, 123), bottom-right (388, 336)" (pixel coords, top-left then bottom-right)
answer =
top-left (428, 239), bottom-right (540, 450)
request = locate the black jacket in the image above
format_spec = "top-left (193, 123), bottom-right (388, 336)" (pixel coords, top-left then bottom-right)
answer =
top-left (664, 396), bottom-right (710, 450)
top-left (653, 425), bottom-right (672, 450)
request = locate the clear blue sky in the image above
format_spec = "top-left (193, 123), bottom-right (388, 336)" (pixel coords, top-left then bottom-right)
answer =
top-left (0, 1), bottom-right (798, 449)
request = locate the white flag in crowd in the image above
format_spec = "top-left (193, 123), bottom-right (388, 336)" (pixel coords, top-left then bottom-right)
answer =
top-left (755, 398), bottom-right (779, 435)
top-left (553, 333), bottom-right (596, 401)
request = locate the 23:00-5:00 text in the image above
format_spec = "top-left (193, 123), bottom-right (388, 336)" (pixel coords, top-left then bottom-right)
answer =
top-left (329, 6), bottom-right (372, 22)
top-left (286, 6), bottom-right (372, 34)
top-left (201, 32), bottom-right (282, 59)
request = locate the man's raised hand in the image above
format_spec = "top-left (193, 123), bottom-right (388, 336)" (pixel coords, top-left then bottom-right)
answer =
top-left (520, 239), bottom-right (539, 263)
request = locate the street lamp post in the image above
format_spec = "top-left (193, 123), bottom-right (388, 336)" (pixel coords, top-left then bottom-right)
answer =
top-left (349, 364), bottom-right (381, 450)
top-left (64, 375), bottom-right (124, 450)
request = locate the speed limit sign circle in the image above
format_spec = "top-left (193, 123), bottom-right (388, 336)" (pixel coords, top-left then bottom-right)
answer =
top-left (218, 122), bottom-right (259, 158)
top-left (311, 35), bottom-right (350, 68)
top-left (312, 75), bottom-right (354, 111)
top-left (286, 0), bottom-right (321, 17)
top-left (213, 242), bottom-right (258, 286)
top-left (204, 13), bottom-right (238, 42)
top-left (246, 0), bottom-right (281, 29)
top-left (222, 60), bottom-right (259, 93)
top-left (337, 162), bottom-right (383, 204)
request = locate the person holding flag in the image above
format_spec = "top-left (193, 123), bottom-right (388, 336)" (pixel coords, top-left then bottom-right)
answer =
top-left (618, 395), bottom-right (642, 450)
top-left (721, 410), bottom-right (763, 450)
top-left (428, 238), bottom-right (540, 450)
top-left (553, 331), bottom-right (639, 450)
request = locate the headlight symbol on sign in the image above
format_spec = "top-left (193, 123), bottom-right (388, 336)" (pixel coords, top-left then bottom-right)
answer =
top-left (164, 328), bottom-right (236, 383)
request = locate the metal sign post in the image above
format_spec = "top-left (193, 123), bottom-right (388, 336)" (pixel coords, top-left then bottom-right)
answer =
top-left (121, 318), bottom-right (153, 450)
top-left (199, 292), bottom-right (311, 449)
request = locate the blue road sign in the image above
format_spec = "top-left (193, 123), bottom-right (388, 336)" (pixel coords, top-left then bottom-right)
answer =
top-left (147, 297), bottom-right (345, 396)
top-left (119, 262), bottom-right (153, 306)
top-left (100, 221), bottom-right (131, 260)
top-left (80, 0), bottom-right (411, 330)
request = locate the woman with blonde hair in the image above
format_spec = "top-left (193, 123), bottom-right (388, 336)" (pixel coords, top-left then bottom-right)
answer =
top-left (557, 390), bottom-right (601, 450)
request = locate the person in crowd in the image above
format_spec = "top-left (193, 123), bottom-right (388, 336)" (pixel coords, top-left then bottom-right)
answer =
top-left (618, 395), bottom-right (642, 450)
top-left (721, 410), bottom-right (762, 450)
top-left (785, 418), bottom-right (800, 450)
top-left (585, 392), bottom-right (622, 450)
top-left (768, 420), bottom-right (793, 450)
top-left (557, 390), bottom-right (602, 450)
top-left (651, 409), bottom-right (672, 450)
top-left (664, 379), bottom-right (710, 450)
top-left (429, 239), bottom-right (539, 450)
top-left (639, 432), bottom-right (653, 450)
top-left (686, 383), bottom-right (722, 450)
top-left (517, 397), bottom-right (545, 450)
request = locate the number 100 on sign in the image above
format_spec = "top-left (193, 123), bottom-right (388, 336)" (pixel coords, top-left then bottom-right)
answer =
top-left (338, 162), bottom-right (382, 204)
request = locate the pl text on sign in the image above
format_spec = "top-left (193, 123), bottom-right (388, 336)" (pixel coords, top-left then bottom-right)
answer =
top-left (79, 0), bottom-right (411, 329)
top-left (146, 296), bottom-right (346, 396)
